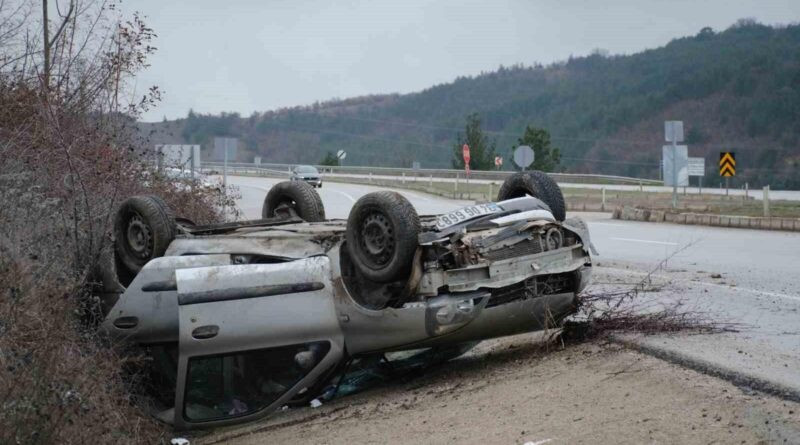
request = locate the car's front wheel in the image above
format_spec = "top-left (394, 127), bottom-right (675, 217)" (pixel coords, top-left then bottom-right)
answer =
top-left (345, 191), bottom-right (420, 283)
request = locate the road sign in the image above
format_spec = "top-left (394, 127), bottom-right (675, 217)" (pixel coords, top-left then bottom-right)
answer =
top-left (665, 121), bottom-right (684, 143)
top-left (719, 152), bottom-right (735, 176)
top-left (462, 144), bottom-right (470, 164)
top-left (687, 157), bottom-right (705, 176)
top-left (213, 137), bottom-right (238, 160)
top-left (662, 145), bottom-right (689, 187)
top-left (337, 150), bottom-right (347, 160)
top-left (494, 156), bottom-right (503, 167)
top-left (412, 161), bottom-right (420, 170)
top-left (513, 145), bottom-right (535, 169)
top-left (155, 144), bottom-right (200, 170)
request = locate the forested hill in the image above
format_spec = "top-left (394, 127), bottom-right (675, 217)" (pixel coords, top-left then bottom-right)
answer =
top-left (146, 21), bottom-right (800, 188)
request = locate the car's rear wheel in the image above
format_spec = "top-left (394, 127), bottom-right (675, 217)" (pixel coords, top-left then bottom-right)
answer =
top-left (497, 171), bottom-right (566, 221)
top-left (346, 191), bottom-right (420, 283)
top-left (262, 180), bottom-right (325, 221)
top-left (114, 195), bottom-right (177, 275)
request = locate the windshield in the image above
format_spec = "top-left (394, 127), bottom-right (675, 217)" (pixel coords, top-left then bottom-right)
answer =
top-left (295, 166), bottom-right (318, 174)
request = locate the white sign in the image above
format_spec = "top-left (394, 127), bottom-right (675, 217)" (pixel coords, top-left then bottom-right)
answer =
top-left (662, 145), bottom-right (689, 187)
top-left (155, 144), bottom-right (200, 170)
top-left (665, 121), bottom-right (684, 143)
top-left (213, 137), bottom-right (238, 161)
top-left (513, 145), bottom-right (535, 168)
top-left (337, 150), bottom-right (347, 160)
top-left (687, 157), bottom-right (705, 176)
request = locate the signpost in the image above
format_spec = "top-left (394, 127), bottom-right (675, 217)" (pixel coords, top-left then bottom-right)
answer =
top-left (664, 121), bottom-right (685, 208)
top-left (214, 137), bottom-right (238, 189)
top-left (337, 150), bottom-right (347, 166)
top-left (688, 157), bottom-right (705, 193)
top-left (154, 144), bottom-right (201, 177)
top-left (719, 151), bottom-right (735, 195)
top-left (462, 144), bottom-right (471, 189)
top-left (494, 156), bottom-right (503, 169)
top-left (513, 145), bottom-right (535, 170)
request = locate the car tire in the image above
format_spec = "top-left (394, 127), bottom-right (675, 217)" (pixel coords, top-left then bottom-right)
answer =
top-left (497, 171), bottom-right (566, 221)
top-left (346, 191), bottom-right (420, 283)
top-left (262, 180), bottom-right (325, 221)
top-left (114, 195), bottom-right (177, 275)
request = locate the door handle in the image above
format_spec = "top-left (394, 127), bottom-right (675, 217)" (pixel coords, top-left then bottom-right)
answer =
top-left (191, 325), bottom-right (219, 339)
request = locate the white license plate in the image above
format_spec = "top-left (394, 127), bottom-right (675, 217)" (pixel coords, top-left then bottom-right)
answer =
top-left (435, 203), bottom-right (502, 230)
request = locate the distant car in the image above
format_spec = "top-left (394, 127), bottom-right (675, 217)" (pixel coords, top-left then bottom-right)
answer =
top-left (290, 165), bottom-right (322, 187)
top-left (96, 171), bottom-right (594, 430)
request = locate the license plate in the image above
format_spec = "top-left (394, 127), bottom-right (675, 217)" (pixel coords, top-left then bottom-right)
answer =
top-left (435, 203), bottom-right (502, 230)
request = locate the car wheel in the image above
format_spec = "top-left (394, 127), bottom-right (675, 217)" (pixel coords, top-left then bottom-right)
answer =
top-left (346, 191), bottom-right (420, 283)
top-left (262, 180), bottom-right (325, 221)
top-left (114, 195), bottom-right (177, 275)
top-left (497, 171), bottom-right (566, 221)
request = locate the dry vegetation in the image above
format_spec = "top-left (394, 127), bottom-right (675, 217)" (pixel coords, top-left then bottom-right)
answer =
top-left (0, 1), bottom-right (234, 443)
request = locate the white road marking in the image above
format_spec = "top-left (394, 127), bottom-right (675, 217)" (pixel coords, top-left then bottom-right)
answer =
top-left (329, 189), bottom-right (356, 203)
top-left (599, 266), bottom-right (800, 303)
top-left (523, 439), bottom-right (553, 445)
top-left (609, 237), bottom-right (678, 246)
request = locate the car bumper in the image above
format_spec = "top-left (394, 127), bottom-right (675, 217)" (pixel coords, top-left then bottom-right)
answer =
top-left (300, 178), bottom-right (321, 186)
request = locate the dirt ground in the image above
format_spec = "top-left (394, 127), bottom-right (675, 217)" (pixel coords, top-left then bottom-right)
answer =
top-left (193, 333), bottom-right (800, 445)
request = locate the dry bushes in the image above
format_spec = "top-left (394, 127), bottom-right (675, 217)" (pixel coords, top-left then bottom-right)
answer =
top-left (0, 2), bottom-right (236, 443)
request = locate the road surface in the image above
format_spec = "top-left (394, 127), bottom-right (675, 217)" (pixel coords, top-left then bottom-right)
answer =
top-left (224, 175), bottom-right (800, 421)
top-left (226, 175), bottom-right (472, 219)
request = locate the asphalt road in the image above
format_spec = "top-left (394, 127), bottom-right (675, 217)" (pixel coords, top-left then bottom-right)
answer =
top-left (226, 175), bottom-right (472, 219)
top-left (226, 175), bottom-right (800, 399)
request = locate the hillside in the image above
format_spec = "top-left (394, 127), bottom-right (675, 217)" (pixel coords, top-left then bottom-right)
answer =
top-left (146, 21), bottom-right (800, 188)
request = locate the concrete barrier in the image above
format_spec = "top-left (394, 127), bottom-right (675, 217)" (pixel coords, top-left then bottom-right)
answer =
top-left (611, 205), bottom-right (800, 232)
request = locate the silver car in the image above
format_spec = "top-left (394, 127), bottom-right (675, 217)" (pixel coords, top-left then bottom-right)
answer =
top-left (290, 165), bottom-right (322, 187)
top-left (97, 171), bottom-right (593, 430)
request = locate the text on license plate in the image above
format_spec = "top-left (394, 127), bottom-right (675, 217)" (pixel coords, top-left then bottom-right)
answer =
top-left (435, 203), bottom-right (502, 229)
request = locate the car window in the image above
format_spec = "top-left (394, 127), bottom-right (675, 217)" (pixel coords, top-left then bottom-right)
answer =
top-left (183, 341), bottom-right (330, 422)
top-left (295, 166), bottom-right (318, 174)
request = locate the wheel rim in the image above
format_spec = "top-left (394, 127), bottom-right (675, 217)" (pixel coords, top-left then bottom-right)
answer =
top-left (359, 211), bottom-right (394, 267)
top-left (126, 212), bottom-right (153, 260)
top-left (274, 199), bottom-right (298, 218)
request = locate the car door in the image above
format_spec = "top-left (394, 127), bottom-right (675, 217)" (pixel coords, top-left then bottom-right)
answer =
top-left (173, 256), bottom-right (344, 429)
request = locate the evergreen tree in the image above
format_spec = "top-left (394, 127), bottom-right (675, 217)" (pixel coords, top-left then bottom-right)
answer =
top-left (513, 126), bottom-right (561, 172)
top-left (319, 151), bottom-right (340, 166)
top-left (451, 113), bottom-right (496, 171)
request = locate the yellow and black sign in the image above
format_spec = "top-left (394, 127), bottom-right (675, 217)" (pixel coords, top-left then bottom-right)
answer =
top-left (719, 152), bottom-right (736, 177)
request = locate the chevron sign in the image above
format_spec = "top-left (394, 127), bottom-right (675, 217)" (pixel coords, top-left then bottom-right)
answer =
top-left (719, 152), bottom-right (736, 177)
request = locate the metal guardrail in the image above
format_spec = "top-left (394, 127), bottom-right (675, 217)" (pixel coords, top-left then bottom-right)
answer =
top-left (201, 162), bottom-right (663, 186)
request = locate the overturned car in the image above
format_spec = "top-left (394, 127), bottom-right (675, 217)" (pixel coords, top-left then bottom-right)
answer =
top-left (97, 171), bottom-right (594, 430)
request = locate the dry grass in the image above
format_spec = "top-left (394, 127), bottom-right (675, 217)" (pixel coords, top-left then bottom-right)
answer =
top-left (0, 3), bottom-right (237, 443)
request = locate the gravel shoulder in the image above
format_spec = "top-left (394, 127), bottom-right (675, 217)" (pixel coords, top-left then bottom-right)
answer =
top-left (194, 333), bottom-right (800, 445)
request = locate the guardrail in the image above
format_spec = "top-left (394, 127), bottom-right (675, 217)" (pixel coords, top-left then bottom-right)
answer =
top-left (200, 162), bottom-right (662, 186)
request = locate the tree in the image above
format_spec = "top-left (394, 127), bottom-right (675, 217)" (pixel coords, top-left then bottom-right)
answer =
top-left (319, 151), bottom-right (340, 166)
top-left (451, 113), bottom-right (496, 170)
top-left (512, 126), bottom-right (561, 172)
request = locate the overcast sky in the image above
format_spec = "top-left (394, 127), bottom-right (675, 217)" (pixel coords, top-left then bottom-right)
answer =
top-left (127, 0), bottom-right (800, 122)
